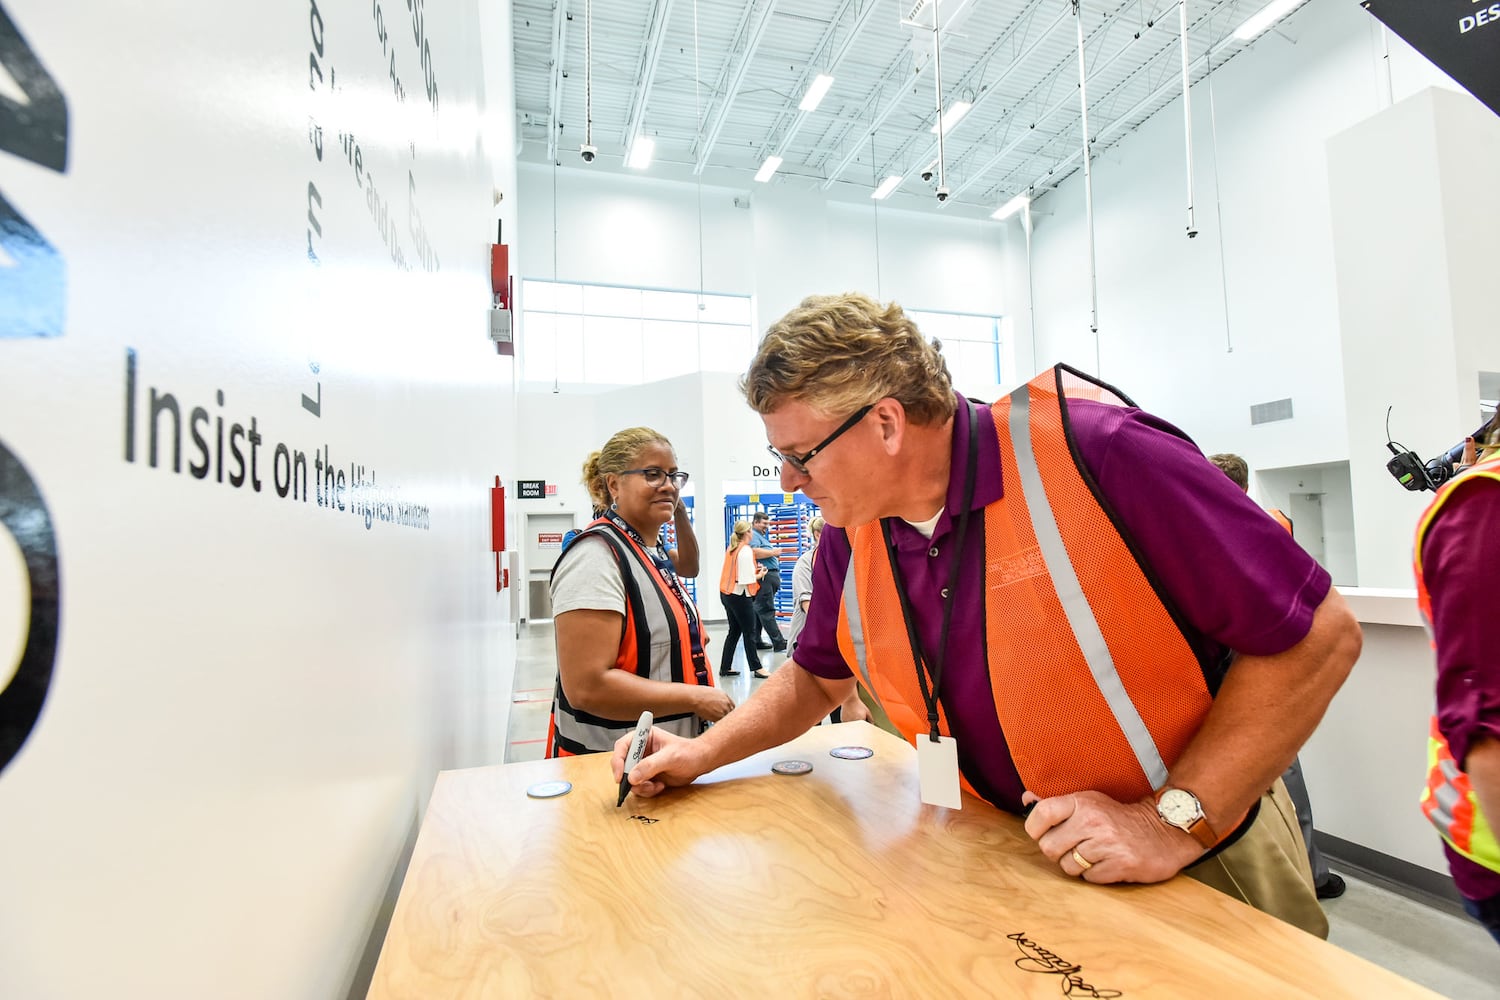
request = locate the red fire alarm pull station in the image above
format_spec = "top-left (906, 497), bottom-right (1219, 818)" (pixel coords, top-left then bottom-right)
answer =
top-left (492, 476), bottom-right (507, 592)
top-left (490, 223), bottom-right (515, 356)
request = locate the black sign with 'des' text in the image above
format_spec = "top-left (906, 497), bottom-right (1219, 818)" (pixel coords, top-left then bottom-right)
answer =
top-left (1363, 0), bottom-right (1500, 118)
top-left (517, 479), bottom-right (545, 499)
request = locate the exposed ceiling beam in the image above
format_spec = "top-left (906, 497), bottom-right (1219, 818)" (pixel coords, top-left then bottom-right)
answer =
top-left (889, 0), bottom-right (1071, 194)
top-left (546, 0), bottom-right (569, 163)
top-left (1018, 30), bottom-right (1240, 203)
top-left (817, 54), bottom-right (920, 190)
top-left (621, 0), bottom-right (675, 149)
top-left (949, 0), bottom-right (1168, 202)
top-left (766, 0), bottom-right (882, 159)
top-left (694, 0), bottom-right (778, 175)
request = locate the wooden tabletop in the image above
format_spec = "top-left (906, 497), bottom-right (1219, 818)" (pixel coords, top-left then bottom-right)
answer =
top-left (367, 722), bottom-right (1438, 999)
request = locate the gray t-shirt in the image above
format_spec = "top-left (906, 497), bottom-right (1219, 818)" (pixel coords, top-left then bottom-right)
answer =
top-left (550, 536), bottom-right (627, 617)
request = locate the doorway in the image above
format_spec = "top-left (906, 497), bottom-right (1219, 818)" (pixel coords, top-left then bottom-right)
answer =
top-left (523, 512), bottom-right (576, 622)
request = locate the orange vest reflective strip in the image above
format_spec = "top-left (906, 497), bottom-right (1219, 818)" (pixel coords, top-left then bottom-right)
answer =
top-left (1412, 455), bottom-right (1500, 870)
top-left (836, 366), bottom-right (1213, 804)
top-left (719, 541), bottom-right (759, 596)
top-left (548, 519), bottom-right (708, 756)
top-left (1422, 717), bottom-right (1500, 872)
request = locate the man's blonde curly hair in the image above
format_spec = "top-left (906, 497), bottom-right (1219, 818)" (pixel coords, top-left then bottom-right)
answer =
top-left (740, 293), bottom-right (956, 426)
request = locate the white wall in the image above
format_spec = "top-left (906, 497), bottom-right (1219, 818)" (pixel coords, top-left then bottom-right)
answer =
top-left (0, 1), bottom-right (518, 997)
top-left (1330, 87), bottom-right (1500, 589)
top-left (1020, 0), bottom-right (1496, 588)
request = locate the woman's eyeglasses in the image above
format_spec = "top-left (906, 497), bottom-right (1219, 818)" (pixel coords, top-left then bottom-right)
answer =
top-left (620, 467), bottom-right (690, 489)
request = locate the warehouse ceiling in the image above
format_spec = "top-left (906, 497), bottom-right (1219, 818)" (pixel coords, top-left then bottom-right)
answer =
top-left (510, 0), bottom-right (1307, 216)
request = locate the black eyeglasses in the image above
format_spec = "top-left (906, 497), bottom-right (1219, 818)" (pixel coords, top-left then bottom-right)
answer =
top-left (620, 467), bottom-right (690, 489)
top-left (766, 404), bottom-right (873, 475)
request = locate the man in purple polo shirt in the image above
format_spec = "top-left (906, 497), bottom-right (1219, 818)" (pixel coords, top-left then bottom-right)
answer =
top-left (614, 293), bottom-right (1361, 936)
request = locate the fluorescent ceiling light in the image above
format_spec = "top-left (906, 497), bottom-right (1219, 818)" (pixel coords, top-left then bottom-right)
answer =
top-left (991, 193), bottom-right (1030, 221)
top-left (1233, 0), bottom-right (1308, 41)
top-left (799, 74), bottom-right (835, 112)
top-left (754, 155), bottom-right (783, 183)
top-left (871, 175), bottom-right (903, 200)
top-left (930, 101), bottom-right (973, 135)
top-left (626, 136), bottom-right (654, 169)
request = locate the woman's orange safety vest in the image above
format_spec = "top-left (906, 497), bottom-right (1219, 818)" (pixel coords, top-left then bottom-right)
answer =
top-left (1413, 453), bottom-right (1500, 874)
top-left (547, 518), bottom-right (712, 757)
top-left (719, 540), bottom-right (759, 596)
top-left (834, 365), bottom-right (1215, 805)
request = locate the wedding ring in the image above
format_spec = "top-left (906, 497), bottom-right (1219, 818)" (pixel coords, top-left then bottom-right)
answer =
top-left (1071, 848), bottom-right (1094, 872)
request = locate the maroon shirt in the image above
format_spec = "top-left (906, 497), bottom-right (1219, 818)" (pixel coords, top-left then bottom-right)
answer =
top-left (1420, 474), bottom-right (1500, 902)
top-left (796, 393), bottom-right (1332, 812)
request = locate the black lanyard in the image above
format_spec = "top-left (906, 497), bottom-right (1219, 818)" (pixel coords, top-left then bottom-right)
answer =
top-left (881, 401), bottom-right (979, 743)
top-left (601, 509), bottom-right (709, 684)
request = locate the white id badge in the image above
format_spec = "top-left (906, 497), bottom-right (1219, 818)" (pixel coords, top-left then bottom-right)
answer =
top-left (917, 735), bottom-right (962, 809)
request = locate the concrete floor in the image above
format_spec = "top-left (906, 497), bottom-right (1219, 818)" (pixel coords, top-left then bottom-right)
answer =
top-left (508, 620), bottom-right (1499, 997)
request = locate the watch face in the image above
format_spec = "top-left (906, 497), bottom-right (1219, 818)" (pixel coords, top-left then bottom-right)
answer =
top-left (1158, 788), bottom-right (1202, 827)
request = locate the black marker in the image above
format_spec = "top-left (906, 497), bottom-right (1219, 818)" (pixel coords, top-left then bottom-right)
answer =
top-left (617, 711), bottom-right (653, 808)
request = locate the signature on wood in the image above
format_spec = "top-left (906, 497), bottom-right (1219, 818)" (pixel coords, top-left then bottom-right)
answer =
top-left (1008, 932), bottom-right (1123, 998)
top-left (629, 815), bottom-right (659, 825)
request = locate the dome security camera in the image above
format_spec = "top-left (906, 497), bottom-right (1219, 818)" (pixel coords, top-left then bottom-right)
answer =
top-left (920, 167), bottom-right (935, 182)
top-left (580, 144), bottom-right (597, 163)
top-left (936, 186), bottom-right (950, 202)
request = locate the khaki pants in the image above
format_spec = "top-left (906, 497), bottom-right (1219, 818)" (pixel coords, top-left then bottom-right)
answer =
top-left (1182, 778), bottom-right (1329, 938)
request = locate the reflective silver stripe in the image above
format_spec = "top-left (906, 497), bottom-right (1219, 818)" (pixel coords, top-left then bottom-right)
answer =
top-left (556, 708), bottom-right (698, 752)
top-left (553, 530), bottom-right (697, 752)
top-left (841, 551), bottom-right (878, 698)
top-left (1009, 386), bottom-right (1169, 790)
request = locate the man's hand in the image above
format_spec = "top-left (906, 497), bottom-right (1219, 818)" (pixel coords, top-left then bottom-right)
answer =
top-left (1022, 790), bottom-right (1204, 884)
top-left (610, 727), bottom-right (714, 799)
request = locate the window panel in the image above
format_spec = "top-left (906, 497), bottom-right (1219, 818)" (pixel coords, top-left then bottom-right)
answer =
top-left (554, 313), bottom-right (585, 383)
top-left (642, 289), bottom-right (699, 322)
top-left (642, 319), bottom-right (699, 380)
top-left (698, 293), bottom-right (751, 326)
top-left (583, 284), bottom-right (642, 319)
top-left (583, 315), bottom-right (643, 385)
top-left (521, 312), bottom-right (556, 383)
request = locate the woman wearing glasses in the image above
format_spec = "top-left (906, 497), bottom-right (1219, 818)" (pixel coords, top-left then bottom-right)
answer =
top-left (546, 427), bottom-right (735, 756)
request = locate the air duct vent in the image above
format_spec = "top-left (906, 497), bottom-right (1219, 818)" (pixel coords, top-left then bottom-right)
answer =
top-left (1250, 398), bottom-right (1294, 425)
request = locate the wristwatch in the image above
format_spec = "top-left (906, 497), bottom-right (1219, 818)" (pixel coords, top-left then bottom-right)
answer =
top-left (1154, 787), bottom-right (1218, 849)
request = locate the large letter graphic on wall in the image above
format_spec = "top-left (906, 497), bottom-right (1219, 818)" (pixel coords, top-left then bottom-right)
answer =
top-left (0, 439), bottom-right (59, 774)
top-left (0, 3), bottom-right (70, 338)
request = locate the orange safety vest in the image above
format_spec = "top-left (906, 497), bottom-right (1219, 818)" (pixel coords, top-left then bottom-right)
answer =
top-left (547, 518), bottom-right (712, 757)
top-left (719, 540), bottom-right (759, 597)
top-left (834, 365), bottom-right (1216, 806)
top-left (1268, 508), bottom-right (1293, 535)
top-left (1413, 453), bottom-right (1500, 874)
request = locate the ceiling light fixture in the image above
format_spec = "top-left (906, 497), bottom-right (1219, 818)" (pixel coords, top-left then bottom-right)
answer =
top-left (626, 136), bottom-right (654, 170)
top-left (799, 74), bottom-right (835, 112)
top-left (871, 175), bottom-right (903, 200)
top-left (991, 193), bottom-right (1030, 221)
top-left (754, 155), bottom-right (783, 183)
top-left (930, 100), bottom-right (972, 135)
top-left (1232, 0), bottom-right (1309, 41)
